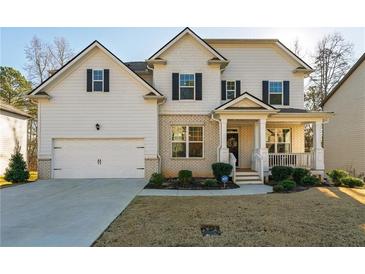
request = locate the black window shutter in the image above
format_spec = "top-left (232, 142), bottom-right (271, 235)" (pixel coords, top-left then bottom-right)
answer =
top-left (104, 69), bottom-right (110, 92)
top-left (262, 81), bottom-right (269, 104)
top-left (87, 69), bottom-right (92, 92)
top-left (221, 80), bottom-right (226, 100)
top-left (195, 73), bottom-right (202, 100)
top-left (236, 80), bottom-right (241, 98)
top-left (172, 73), bottom-right (179, 100)
top-left (283, 81), bottom-right (290, 105)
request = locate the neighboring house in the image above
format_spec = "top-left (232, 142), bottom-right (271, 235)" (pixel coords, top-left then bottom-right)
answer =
top-left (28, 28), bottom-right (332, 183)
top-left (0, 102), bottom-right (31, 175)
top-left (322, 53), bottom-right (365, 177)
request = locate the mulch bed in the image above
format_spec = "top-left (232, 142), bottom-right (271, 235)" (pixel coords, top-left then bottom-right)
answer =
top-left (145, 177), bottom-right (240, 190)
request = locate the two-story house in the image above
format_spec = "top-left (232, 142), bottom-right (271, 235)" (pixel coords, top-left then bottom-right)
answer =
top-left (28, 28), bottom-right (332, 183)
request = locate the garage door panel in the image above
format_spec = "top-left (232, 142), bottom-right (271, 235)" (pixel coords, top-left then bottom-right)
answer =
top-left (53, 139), bottom-right (144, 179)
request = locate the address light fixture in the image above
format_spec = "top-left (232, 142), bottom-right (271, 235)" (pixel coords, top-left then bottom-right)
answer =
top-left (96, 123), bottom-right (100, 130)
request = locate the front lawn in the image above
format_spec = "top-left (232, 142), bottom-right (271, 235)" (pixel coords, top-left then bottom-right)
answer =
top-left (93, 187), bottom-right (365, 247)
top-left (0, 171), bottom-right (38, 188)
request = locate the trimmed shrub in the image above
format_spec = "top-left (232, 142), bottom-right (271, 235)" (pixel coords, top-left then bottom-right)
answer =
top-left (273, 184), bottom-right (284, 193)
top-left (292, 168), bottom-right (310, 185)
top-left (280, 179), bottom-right (296, 191)
top-left (4, 151), bottom-right (29, 183)
top-left (178, 170), bottom-right (193, 186)
top-left (327, 169), bottom-right (349, 186)
top-left (149, 173), bottom-right (164, 185)
top-left (271, 166), bottom-right (293, 182)
top-left (301, 175), bottom-right (320, 186)
top-left (203, 179), bottom-right (219, 187)
top-left (211, 163), bottom-right (233, 182)
top-left (340, 176), bottom-right (364, 188)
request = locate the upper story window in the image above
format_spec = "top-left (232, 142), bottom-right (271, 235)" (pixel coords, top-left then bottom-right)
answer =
top-left (269, 81), bottom-right (283, 105)
top-left (179, 74), bottom-right (195, 100)
top-left (226, 81), bottom-right (236, 100)
top-left (93, 70), bottom-right (104, 92)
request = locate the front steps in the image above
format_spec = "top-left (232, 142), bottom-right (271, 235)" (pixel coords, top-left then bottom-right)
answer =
top-left (234, 169), bottom-right (263, 185)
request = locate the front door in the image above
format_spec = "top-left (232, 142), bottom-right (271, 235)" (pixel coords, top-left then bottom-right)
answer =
top-left (227, 132), bottom-right (239, 166)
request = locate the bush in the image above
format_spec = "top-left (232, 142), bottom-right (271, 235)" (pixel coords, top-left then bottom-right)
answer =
top-left (178, 170), bottom-right (193, 186)
top-left (340, 176), bottom-right (364, 188)
top-left (280, 179), bottom-right (296, 191)
top-left (327, 169), bottom-right (349, 186)
top-left (4, 151), bottom-right (29, 183)
top-left (271, 166), bottom-right (293, 182)
top-left (292, 168), bottom-right (310, 185)
top-left (273, 184), bottom-right (284, 192)
top-left (211, 163), bottom-right (233, 182)
top-left (203, 179), bottom-right (219, 187)
top-left (149, 173), bottom-right (164, 185)
top-left (301, 175), bottom-right (320, 186)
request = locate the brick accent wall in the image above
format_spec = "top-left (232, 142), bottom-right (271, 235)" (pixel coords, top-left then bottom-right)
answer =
top-left (159, 114), bottom-right (219, 178)
top-left (38, 159), bottom-right (51, 179)
top-left (145, 158), bottom-right (159, 181)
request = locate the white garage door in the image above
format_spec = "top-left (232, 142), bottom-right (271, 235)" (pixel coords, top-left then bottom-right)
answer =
top-left (53, 139), bottom-right (144, 179)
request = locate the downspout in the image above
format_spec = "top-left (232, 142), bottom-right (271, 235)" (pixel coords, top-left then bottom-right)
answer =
top-left (210, 112), bottom-right (221, 162)
top-left (148, 62), bottom-right (166, 173)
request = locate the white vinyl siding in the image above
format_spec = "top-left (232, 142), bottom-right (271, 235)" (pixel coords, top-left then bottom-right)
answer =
top-left (0, 113), bottom-right (28, 175)
top-left (324, 60), bottom-right (365, 175)
top-left (38, 47), bottom-right (158, 162)
top-left (209, 43), bottom-right (305, 109)
top-left (153, 34), bottom-right (221, 114)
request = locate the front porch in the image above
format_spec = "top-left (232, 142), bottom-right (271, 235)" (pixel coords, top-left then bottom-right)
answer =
top-left (213, 93), bottom-right (332, 184)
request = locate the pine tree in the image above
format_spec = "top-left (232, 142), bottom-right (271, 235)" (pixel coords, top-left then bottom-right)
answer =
top-left (4, 150), bottom-right (30, 183)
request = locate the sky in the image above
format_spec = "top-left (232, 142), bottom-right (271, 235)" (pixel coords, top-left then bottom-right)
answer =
top-left (1, 27), bottom-right (364, 77)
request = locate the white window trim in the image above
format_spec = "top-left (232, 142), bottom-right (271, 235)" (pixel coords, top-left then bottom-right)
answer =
top-left (171, 125), bottom-right (204, 159)
top-left (93, 69), bottom-right (104, 92)
top-left (268, 80), bottom-right (284, 106)
top-left (226, 80), bottom-right (236, 100)
top-left (179, 73), bottom-right (195, 101)
top-left (266, 128), bottom-right (292, 153)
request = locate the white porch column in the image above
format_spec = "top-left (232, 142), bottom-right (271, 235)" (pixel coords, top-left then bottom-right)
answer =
top-left (219, 118), bottom-right (229, 163)
top-left (313, 121), bottom-right (324, 170)
top-left (258, 119), bottom-right (269, 172)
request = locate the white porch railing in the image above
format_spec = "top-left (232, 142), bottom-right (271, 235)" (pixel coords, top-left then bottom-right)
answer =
top-left (269, 153), bottom-right (313, 169)
top-left (229, 153), bottom-right (237, 182)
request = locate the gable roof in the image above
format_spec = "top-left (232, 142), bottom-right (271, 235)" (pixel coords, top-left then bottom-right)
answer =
top-left (28, 40), bottom-right (163, 97)
top-left (322, 53), bottom-right (365, 106)
top-left (0, 101), bottom-right (32, 118)
top-left (205, 38), bottom-right (313, 72)
top-left (215, 92), bottom-right (277, 111)
top-left (148, 27), bottom-right (227, 61)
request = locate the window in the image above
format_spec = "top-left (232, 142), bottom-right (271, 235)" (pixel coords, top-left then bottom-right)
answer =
top-left (179, 74), bottom-right (195, 100)
top-left (269, 81), bottom-right (283, 105)
top-left (266, 128), bottom-right (291, 153)
top-left (226, 81), bottom-right (236, 100)
top-left (172, 126), bottom-right (203, 158)
top-left (93, 70), bottom-right (103, 92)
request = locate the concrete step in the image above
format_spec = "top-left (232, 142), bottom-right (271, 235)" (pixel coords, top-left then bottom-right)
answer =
top-left (235, 180), bottom-right (263, 185)
top-left (235, 175), bottom-right (261, 180)
top-left (236, 171), bottom-right (259, 176)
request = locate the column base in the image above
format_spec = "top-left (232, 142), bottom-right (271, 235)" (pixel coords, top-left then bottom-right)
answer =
top-left (219, 148), bottom-right (229, 163)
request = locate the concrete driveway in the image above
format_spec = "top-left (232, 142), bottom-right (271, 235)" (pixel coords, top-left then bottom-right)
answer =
top-left (0, 179), bottom-right (146, 247)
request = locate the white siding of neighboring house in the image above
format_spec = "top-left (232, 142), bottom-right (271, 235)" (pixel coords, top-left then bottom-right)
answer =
top-left (323, 60), bottom-right (365, 176)
top-left (208, 43), bottom-right (306, 109)
top-left (0, 112), bottom-right (28, 175)
top-left (153, 34), bottom-right (221, 114)
top-left (38, 47), bottom-right (158, 161)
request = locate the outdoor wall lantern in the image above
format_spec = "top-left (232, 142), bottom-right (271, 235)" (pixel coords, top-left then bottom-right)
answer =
top-left (95, 123), bottom-right (101, 130)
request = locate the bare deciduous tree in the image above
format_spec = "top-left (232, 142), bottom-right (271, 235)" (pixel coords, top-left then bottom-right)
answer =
top-left (293, 38), bottom-right (302, 57)
top-left (308, 32), bottom-right (353, 108)
top-left (48, 37), bottom-right (74, 68)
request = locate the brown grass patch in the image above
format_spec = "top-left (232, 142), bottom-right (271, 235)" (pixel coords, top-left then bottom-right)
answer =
top-left (94, 187), bottom-right (365, 247)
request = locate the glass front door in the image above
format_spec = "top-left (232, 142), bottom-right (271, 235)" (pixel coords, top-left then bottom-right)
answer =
top-left (227, 132), bottom-right (239, 166)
